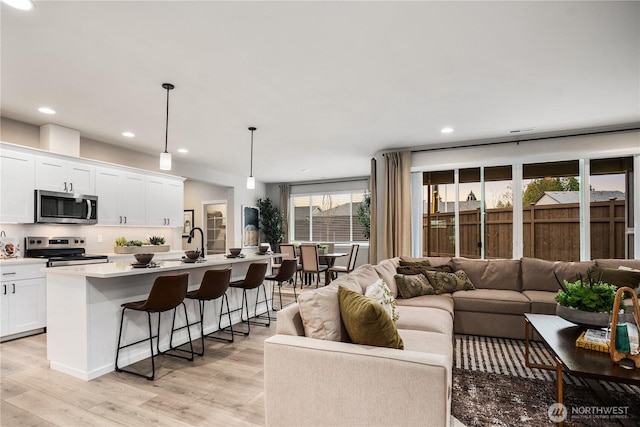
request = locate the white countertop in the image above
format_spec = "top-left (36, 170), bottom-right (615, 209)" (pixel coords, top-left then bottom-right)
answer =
top-left (0, 257), bottom-right (47, 266)
top-left (42, 253), bottom-right (277, 278)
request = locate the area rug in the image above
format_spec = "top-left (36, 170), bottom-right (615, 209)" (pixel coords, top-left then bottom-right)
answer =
top-left (451, 335), bottom-right (640, 426)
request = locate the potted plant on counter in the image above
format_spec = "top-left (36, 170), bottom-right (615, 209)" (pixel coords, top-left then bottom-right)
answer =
top-left (114, 236), bottom-right (170, 254)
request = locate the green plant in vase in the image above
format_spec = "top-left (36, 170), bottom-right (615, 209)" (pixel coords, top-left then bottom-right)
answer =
top-left (257, 198), bottom-right (285, 253)
top-left (554, 269), bottom-right (624, 327)
top-left (148, 236), bottom-right (165, 245)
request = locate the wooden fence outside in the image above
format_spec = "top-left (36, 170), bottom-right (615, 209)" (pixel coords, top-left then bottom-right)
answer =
top-left (423, 199), bottom-right (626, 261)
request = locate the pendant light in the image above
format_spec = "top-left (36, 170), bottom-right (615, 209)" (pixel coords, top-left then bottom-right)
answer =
top-left (159, 83), bottom-right (175, 171)
top-left (247, 126), bottom-right (257, 189)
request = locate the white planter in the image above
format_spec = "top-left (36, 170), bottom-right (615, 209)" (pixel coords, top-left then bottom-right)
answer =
top-left (113, 245), bottom-right (170, 254)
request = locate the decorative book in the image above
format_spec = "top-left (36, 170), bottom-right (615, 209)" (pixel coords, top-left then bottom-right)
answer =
top-left (576, 329), bottom-right (610, 353)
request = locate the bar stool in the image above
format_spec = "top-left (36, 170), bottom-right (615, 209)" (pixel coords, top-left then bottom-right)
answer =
top-left (228, 262), bottom-right (269, 336)
top-left (265, 259), bottom-right (298, 311)
top-left (115, 273), bottom-right (194, 381)
top-left (185, 268), bottom-right (233, 356)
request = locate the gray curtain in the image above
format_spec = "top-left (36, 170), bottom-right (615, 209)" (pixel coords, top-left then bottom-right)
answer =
top-left (279, 184), bottom-right (290, 243)
top-left (369, 157), bottom-right (377, 264)
top-left (383, 151), bottom-right (412, 259)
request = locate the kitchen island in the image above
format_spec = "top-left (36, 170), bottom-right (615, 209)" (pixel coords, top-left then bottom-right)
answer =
top-left (44, 254), bottom-right (277, 380)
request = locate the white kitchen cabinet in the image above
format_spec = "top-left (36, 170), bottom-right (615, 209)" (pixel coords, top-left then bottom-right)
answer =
top-left (0, 148), bottom-right (35, 223)
top-left (0, 263), bottom-right (46, 340)
top-left (145, 177), bottom-right (183, 227)
top-left (95, 167), bottom-right (145, 226)
top-left (35, 155), bottom-right (95, 195)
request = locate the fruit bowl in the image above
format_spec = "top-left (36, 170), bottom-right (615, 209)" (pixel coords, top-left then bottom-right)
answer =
top-left (185, 250), bottom-right (200, 260)
top-left (229, 248), bottom-right (242, 257)
top-left (134, 253), bottom-right (154, 265)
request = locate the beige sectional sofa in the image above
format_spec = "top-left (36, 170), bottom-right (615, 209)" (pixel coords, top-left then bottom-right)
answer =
top-left (264, 256), bottom-right (640, 427)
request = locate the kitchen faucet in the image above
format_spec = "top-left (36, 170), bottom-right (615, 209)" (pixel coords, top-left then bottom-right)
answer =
top-left (187, 227), bottom-right (205, 259)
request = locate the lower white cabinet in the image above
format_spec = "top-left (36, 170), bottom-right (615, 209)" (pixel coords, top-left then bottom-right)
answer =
top-left (0, 264), bottom-right (46, 340)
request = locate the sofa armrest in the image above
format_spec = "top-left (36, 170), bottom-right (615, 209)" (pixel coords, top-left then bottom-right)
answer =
top-left (264, 334), bottom-right (451, 427)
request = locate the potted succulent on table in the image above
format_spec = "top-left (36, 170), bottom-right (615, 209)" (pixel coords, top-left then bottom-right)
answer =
top-left (554, 270), bottom-right (623, 328)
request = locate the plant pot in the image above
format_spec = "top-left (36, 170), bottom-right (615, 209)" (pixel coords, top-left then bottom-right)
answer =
top-left (556, 304), bottom-right (611, 328)
top-left (114, 245), bottom-right (170, 254)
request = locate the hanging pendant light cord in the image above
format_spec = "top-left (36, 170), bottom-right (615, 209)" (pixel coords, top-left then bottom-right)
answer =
top-left (249, 126), bottom-right (256, 176)
top-left (162, 83), bottom-right (174, 154)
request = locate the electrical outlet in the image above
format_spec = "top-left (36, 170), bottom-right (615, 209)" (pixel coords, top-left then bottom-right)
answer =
top-left (97, 235), bottom-right (103, 243)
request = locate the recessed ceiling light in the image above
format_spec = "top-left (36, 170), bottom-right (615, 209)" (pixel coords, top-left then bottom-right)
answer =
top-left (2, 0), bottom-right (35, 11)
top-left (38, 107), bottom-right (56, 115)
top-left (301, 168), bottom-right (310, 173)
top-left (178, 148), bottom-right (188, 153)
top-left (122, 131), bottom-right (135, 138)
top-left (441, 127), bottom-right (454, 134)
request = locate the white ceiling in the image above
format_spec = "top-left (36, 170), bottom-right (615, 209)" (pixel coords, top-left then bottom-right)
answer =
top-left (2, 1), bottom-right (638, 184)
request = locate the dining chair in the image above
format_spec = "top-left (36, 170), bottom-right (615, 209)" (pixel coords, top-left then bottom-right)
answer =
top-left (327, 244), bottom-right (359, 284)
top-left (279, 243), bottom-right (302, 285)
top-left (300, 244), bottom-right (328, 288)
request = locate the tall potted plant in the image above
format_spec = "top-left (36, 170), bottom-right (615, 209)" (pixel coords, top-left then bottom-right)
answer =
top-left (257, 198), bottom-right (285, 253)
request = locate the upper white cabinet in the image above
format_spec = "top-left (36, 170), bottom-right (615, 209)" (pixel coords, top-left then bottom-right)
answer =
top-left (0, 148), bottom-right (35, 223)
top-left (95, 167), bottom-right (146, 226)
top-left (35, 156), bottom-right (95, 195)
top-left (145, 177), bottom-right (184, 227)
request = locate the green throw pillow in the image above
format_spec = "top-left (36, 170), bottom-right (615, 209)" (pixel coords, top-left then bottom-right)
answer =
top-left (395, 273), bottom-right (435, 298)
top-left (338, 286), bottom-right (404, 350)
top-left (424, 270), bottom-right (475, 294)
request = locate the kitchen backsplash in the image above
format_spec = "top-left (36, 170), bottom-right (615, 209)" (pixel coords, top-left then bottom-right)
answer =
top-left (0, 224), bottom-right (183, 255)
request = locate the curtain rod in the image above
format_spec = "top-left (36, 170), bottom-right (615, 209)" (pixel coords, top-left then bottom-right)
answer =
top-left (410, 125), bottom-right (640, 155)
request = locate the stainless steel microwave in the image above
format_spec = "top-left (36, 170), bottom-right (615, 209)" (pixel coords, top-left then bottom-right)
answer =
top-left (35, 190), bottom-right (98, 224)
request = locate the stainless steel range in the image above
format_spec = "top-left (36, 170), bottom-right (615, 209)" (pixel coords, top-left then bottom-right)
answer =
top-left (25, 237), bottom-right (109, 267)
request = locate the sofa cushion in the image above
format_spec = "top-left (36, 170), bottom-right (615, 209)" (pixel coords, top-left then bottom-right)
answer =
top-left (297, 277), bottom-right (361, 342)
top-left (396, 293), bottom-right (455, 316)
top-left (364, 278), bottom-right (399, 322)
top-left (521, 257), bottom-right (596, 292)
top-left (595, 259), bottom-right (640, 270)
top-left (592, 267), bottom-right (640, 289)
top-left (424, 270), bottom-right (475, 294)
top-left (398, 329), bottom-right (453, 363)
top-left (349, 264), bottom-right (383, 293)
top-left (338, 286), bottom-right (404, 349)
top-left (395, 273), bottom-right (435, 298)
top-left (452, 289), bottom-right (530, 315)
top-left (396, 306), bottom-right (453, 335)
top-left (452, 258), bottom-right (521, 291)
top-left (522, 290), bottom-right (558, 315)
top-left (373, 258), bottom-right (400, 297)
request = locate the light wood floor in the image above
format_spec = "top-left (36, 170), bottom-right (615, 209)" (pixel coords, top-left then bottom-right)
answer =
top-left (0, 307), bottom-right (295, 427)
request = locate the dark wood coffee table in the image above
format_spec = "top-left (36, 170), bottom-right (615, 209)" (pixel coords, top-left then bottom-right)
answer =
top-left (524, 313), bottom-right (640, 426)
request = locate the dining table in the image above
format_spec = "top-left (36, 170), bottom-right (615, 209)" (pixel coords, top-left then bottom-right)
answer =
top-left (315, 252), bottom-right (348, 285)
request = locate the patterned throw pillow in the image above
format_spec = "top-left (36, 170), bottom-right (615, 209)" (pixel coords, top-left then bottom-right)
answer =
top-left (338, 286), bottom-right (404, 350)
top-left (396, 264), bottom-right (453, 276)
top-left (394, 273), bottom-right (435, 299)
top-left (365, 279), bottom-right (399, 322)
top-left (424, 269), bottom-right (475, 294)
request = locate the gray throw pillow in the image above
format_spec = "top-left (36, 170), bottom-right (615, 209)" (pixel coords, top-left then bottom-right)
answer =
top-left (395, 273), bottom-right (435, 298)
